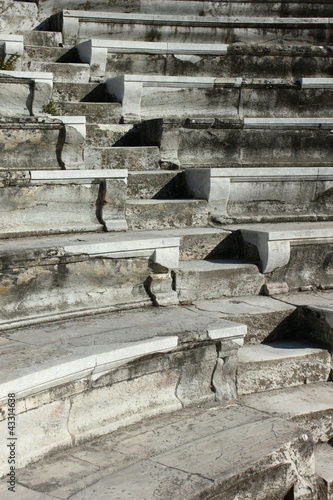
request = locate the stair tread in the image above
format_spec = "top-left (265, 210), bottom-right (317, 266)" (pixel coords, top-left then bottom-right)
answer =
top-left (241, 381), bottom-right (333, 418)
top-left (238, 341), bottom-right (328, 362)
top-left (13, 399), bottom-right (311, 500)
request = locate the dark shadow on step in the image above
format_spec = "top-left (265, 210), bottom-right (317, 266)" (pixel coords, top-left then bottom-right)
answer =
top-left (284, 486), bottom-right (294, 500)
top-left (113, 126), bottom-right (142, 147)
top-left (152, 173), bottom-right (189, 200)
top-left (56, 47), bottom-right (80, 64)
top-left (205, 231), bottom-right (261, 263)
top-left (80, 84), bottom-right (118, 103)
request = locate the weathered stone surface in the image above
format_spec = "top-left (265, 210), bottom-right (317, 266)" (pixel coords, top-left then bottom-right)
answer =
top-left (86, 123), bottom-right (137, 147)
top-left (84, 146), bottom-right (160, 170)
top-left (175, 259), bottom-right (264, 302)
top-left (127, 171), bottom-right (185, 199)
top-left (126, 199), bottom-right (208, 230)
top-left (55, 102), bottom-right (122, 123)
top-left (0, 1), bottom-right (38, 33)
top-left (25, 61), bottom-right (90, 84)
top-left (15, 403), bottom-right (316, 500)
top-left (54, 11), bottom-right (333, 46)
top-left (190, 295), bottom-right (296, 343)
top-left (315, 443), bottom-right (333, 500)
top-left (237, 341), bottom-right (331, 395)
top-left (241, 382), bottom-right (333, 443)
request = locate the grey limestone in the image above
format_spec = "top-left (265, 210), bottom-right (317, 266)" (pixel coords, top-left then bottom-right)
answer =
top-left (24, 61), bottom-right (91, 84)
top-left (53, 10), bottom-right (333, 46)
top-left (15, 402), bottom-right (315, 500)
top-left (126, 199), bottom-right (208, 230)
top-left (237, 341), bottom-right (331, 394)
top-left (84, 145), bottom-right (160, 170)
top-left (175, 259), bottom-right (265, 302)
top-left (241, 382), bottom-right (333, 443)
top-left (190, 295), bottom-right (296, 343)
top-left (315, 443), bottom-right (333, 499)
top-left (55, 102), bottom-right (122, 124)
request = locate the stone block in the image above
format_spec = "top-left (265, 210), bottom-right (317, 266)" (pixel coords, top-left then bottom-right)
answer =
top-left (68, 371), bottom-right (182, 442)
top-left (175, 259), bottom-right (264, 302)
top-left (237, 341), bottom-right (331, 395)
top-left (126, 199), bottom-right (208, 230)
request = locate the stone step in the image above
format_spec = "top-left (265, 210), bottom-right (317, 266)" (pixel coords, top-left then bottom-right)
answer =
top-left (52, 11), bottom-right (333, 46)
top-left (107, 75), bottom-right (333, 122)
top-left (0, 230), bottom-right (182, 328)
top-left (174, 259), bottom-right (265, 302)
top-left (23, 30), bottom-right (63, 48)
top-left (38, 0), bottom-right (140, 19)
top-left (77, 39), bottom-right (333, 80)
top-left (53, 82), bottom-right (112, 102)
top-left (127, 171), bottom-right (185, 199)
top-left (55, 102), bottom-right (122, 123)
top-left (241, 381), bottom-right (333, 443)
top-left (126, 199), bottom-right (208, 231)
top-left (23, 46), bottom-right (73, 63)
top-left (237, 341), bottom-right (331, 395)
top-left (0, 305), bottom-right (246, 475)
top-left (11, 401), bottom-right (315, 500)
top-left (23, 60), bottom-right (90, 83)
top-left (188, 295), bottom-right (297, 344)
top-left (84, 146), bottom-right (160, 170)
top-left (223, 222), bottom-right (333, 292)
top-left (315, 442), bottom-right (333, 499)
top-left (86, 123), bottom-right (139, 146)
top-left (0, 169), bottom-right (127, 238)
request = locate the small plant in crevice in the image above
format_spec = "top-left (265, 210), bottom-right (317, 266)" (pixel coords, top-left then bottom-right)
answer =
top-left (0, 53), bottom-right (20, 71)
top-left (42, 100), bottom-right (58, 116)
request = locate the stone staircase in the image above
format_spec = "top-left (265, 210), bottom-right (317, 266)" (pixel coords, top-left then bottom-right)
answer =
top-left (1, 0), bottom-right (333, 498)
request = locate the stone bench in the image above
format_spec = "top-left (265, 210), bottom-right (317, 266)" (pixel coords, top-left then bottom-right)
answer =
top-left (185, 165), bottom-right (333, 225)
top-left (0, 116), bottom-right (85, 170)
top-left (106, 75), bottom-right (333, 122)
top-left (0, 306), bottom-right (246, 473)
top-left (223, 222), bottom-right (333, 273)
top-left (0, 230), bottom-right (182, 329)
top-left (138, 116), bottom-right (333, 167)
top-left (0, 169), bottom-right (128, 238)
top-left (77, 39), bottom-right (228, 78)
top-left (0, 70), bottom-right (53, 116)
top-left (51, 10), bottom-right (333, 46)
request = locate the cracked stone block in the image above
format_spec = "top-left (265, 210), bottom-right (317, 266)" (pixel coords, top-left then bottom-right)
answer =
top-left (68, 371), bottom-right (182, 442)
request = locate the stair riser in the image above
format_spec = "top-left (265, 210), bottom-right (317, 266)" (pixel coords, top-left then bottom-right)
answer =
top-left (84, 147), bottom-right (160, 170)
top-left (237, 351), bottom-right (331, 395)
top-left (86, 124), bottom-right (138, 147)
top-left (53, 83), bottom-right (112, 103)
top-left (126, 201), bottom-right (208, 230)
top-left (55, 103), bottom-right (122, 123)
top-left (23, 61), bottom-right (90, 84)
top-left (127, 172), bottom-right (185, 199)
top-left (175, 267), bottom-right (265, 302)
